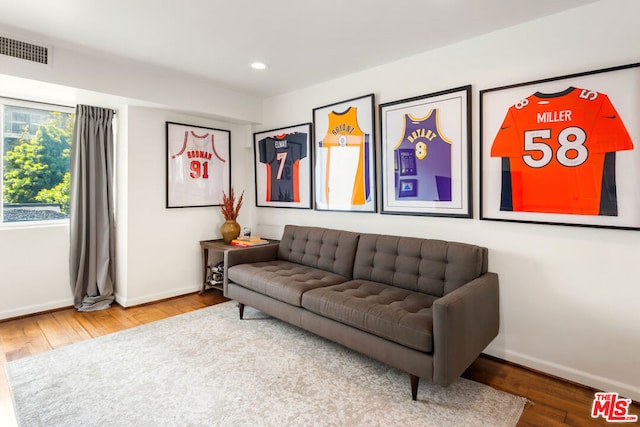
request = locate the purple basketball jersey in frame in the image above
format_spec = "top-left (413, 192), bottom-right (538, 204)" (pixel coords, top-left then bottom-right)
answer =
top-left (393, 110), bottom-right (452, 201)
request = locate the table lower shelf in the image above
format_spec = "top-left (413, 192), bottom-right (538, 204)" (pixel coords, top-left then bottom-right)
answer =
top-left (200, 281), bottom-right (223, 294)
top-left (199, 238), bottom-right (280, 295)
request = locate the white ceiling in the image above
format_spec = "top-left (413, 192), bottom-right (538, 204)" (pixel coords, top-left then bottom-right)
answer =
top-left (0, 0), bottom-right (598, 98)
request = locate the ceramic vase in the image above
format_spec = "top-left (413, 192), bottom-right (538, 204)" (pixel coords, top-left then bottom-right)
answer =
top-left (220, 219), bottom-right (241, 244)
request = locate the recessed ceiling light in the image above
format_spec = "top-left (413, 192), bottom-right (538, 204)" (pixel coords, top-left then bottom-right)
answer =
top-left (250, 62), bottom-right (268, 70)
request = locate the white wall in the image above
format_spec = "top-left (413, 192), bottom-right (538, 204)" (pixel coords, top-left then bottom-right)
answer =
top-left (0, 100), bottom-right (255, 316)
top-left (0, 223), bottom-right (71, 318)
top-left (0, 24), bottom-right (260, 318)
top-left (255, 0), bottom-right (640, 400)
top-left (117, 106), bottom-right (254, 306)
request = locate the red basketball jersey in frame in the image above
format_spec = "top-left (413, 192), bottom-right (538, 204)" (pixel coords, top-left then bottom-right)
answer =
top-left (490, 87), bottom-right (634, 215)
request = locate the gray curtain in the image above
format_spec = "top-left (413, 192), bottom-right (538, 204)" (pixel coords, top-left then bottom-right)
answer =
top-left (69, 105), bottom-right (116, 311)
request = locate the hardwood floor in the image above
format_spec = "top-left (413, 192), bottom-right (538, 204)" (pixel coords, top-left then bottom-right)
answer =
top-left (1, 292), bottom-right (637, 426)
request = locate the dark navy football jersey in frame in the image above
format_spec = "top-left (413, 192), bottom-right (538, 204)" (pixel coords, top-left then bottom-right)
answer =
top-left (258, 132), bottom-right (308, 202)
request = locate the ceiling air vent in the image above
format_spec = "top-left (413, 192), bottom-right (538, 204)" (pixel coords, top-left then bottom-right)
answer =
top-left (0, 35), bottom-right (49, 65)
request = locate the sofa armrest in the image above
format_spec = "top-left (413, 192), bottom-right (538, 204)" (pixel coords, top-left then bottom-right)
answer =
top-left (432, 272), bottom-right (499, 386)
top-left (223, 244), bottom-right (280, 289)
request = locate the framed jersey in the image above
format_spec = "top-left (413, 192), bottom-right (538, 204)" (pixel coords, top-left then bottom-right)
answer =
top-left (253, 123), bottom-right (312, 209)
top-left (166, 122), bottom-right (230, 208)
top-left (313, 94), bottom-right (376, 212)
top-left (481, 62), bottom-right (640, 230)
top-left (379, 85), bottom-right (472, 218)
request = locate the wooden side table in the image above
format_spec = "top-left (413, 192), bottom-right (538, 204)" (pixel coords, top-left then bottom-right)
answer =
top-left (199, 239), bottom-right (279, 294)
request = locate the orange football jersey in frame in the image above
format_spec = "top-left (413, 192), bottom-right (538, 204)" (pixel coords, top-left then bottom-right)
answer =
top-left (490, 87), bottom-right (634, 215)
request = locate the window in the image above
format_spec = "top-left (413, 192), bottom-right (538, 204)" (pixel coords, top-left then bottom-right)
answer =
top-left (1, 99), bottom-right (74, 223)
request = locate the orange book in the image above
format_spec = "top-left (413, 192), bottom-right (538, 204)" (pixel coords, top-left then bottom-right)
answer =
top-left (230, 238), bottom-right (269, 247)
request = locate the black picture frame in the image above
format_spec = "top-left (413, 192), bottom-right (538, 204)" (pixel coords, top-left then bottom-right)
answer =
top-left (480, 63), bottom-right (640, 230)
top-left (312, 94), bottom-right (377, 212)
top-left (253, 123), bottom-right (312, 209)
top-left (379, 85), bottom-right (472, 218)
top-left (166, 121), bottom-right (231, 208)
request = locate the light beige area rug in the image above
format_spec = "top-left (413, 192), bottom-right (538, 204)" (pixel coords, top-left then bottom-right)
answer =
top-left (6, 301), bottom-right (525, 426)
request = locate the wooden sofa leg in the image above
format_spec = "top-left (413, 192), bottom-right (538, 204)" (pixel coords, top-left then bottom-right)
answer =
top-left (238, 303), bottom-right (245, 319)
top-left (410, 374), bottom-right (419, 401)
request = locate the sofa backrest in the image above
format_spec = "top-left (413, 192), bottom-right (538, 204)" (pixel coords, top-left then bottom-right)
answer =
top-left (353, 233), bottom-right (488, 297)
top-left (278, 225), bottom-right (360, 278)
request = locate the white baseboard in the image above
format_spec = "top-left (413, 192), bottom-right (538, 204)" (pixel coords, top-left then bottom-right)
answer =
top-left (0, 285), bottom-right (201, 320)
top-left (485, 348), bottom-right (640, 402)
top-left (0, 297), bottom-right (74, 320)
top-left (115, 284), bottom-right (200, 308)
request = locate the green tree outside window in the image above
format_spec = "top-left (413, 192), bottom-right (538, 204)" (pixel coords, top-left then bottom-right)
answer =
top-left (3, 109), bottom-right (74, 217)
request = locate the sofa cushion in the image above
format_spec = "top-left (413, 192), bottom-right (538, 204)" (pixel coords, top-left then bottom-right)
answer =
top-left (228, 260), bottom-right (350, 307)
top-left (277, 225), bottom-right (360, 278)
top-left (353, 233), bottom-right (488, 297)
top-left (301, 280), bottom-right (437, 352)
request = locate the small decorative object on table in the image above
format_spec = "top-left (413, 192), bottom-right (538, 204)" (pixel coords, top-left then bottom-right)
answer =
top-left (220, 188), bottom-right (244, 244)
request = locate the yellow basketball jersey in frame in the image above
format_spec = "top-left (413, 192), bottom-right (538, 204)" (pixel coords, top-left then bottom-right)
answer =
top-left (319, 107), bottom-right (370, 207)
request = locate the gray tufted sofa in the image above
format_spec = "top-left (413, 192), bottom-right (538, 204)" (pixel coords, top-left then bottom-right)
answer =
top-left (224, 225), bottom-right (499, 400)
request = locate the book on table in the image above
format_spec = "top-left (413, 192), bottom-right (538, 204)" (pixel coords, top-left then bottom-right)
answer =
top-left (230, 237), bottom-right (270, 247)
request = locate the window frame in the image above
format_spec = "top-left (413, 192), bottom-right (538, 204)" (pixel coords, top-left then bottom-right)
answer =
top-left (0, 97), bottom-right (75, 227)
